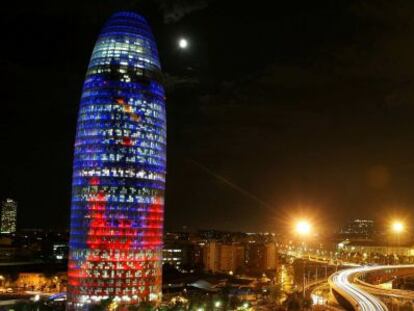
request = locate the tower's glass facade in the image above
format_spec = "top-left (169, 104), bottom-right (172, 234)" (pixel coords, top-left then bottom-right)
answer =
top-left (67, 12), bottom-right (166, 310)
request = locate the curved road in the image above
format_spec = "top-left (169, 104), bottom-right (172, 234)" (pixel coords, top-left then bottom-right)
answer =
top-left (330, 264), bottom-right (414, 311)
top-left (352, 265), bottom-right (414, 300)
top-left (330, 267), bottom-right (388, 311)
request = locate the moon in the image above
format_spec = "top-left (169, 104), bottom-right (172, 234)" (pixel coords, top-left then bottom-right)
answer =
top-left (178, 38), bottom-right (189, 49)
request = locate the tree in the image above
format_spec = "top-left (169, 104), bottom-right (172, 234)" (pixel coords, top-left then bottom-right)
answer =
top-left (283, 293), bottom-right (301, 311)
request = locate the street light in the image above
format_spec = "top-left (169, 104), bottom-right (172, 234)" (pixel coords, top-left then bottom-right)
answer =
top-left (392, 221), bottom-right (404, 234)
top-left (294, 219), bottom-right (312, 299)
top-left (387, 220), bottom-right (405, 261)
top-left (392, 221), bottom-right (405, 262)
top-left (295, 220), bottom-right (311, 236)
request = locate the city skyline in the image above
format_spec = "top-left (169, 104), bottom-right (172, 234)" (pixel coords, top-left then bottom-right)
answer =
top-left (3, 2), bottom-right (414, 310)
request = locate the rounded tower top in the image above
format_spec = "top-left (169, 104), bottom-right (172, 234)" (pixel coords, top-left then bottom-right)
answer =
top-left (110, 11), bottom-right (148, 22)
top-left (100, 11), bottom-right (154, 38)
top-left (94, 11), bottom-right (161, 70)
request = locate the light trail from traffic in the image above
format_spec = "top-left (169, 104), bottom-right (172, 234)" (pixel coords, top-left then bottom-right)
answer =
top-left (330, 267), bottom-right (388, 311)
top-left (330, 264), bottom-right (414, 310)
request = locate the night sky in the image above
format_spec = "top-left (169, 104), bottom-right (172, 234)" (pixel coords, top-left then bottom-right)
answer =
top-left (2, 0), bottom-right (414, 232)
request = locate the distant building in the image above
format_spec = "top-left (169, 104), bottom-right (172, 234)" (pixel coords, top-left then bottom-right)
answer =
top-left (203, 241), bottom-right (244, 273)
top-left (163, 242), bottom-right (202, 271)
top-left (246, 242), bottom-right (278, 273)
top-left (203, 241), bottom-right (220, 272)
top-left (340, 219), bottom-right (375, 240)
top-left (264, 242), bottom-right (278, 270)
top-left (165, 231), bottom-right (191, 241)
top-left (163, 233), bottom-right (203, 271)
top-left (53, 244), bottom-right (68, 261)
top-left (219, 244), bottom-right (244, 272)
top-left (163, 245), bottom-right (185, 269)
top-left (198, 230), bottom-right (247, 243)
top-left (1, 199), bottom-right (17, 233)
top-left (337, 240), bottom-right (414, 258)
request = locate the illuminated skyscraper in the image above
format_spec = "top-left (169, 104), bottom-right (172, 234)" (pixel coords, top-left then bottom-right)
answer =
top-left (0, 198), bottom-right (17, 233)
top-left (67, 12), bottom-right (166, 309)
top-left (340, 219), bottom-right (375, 240)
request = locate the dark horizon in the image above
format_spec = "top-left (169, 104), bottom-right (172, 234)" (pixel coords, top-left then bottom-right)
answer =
top-left (2, 0), bottom-right (414, 232)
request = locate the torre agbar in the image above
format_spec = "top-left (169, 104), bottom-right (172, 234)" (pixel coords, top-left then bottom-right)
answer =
top-left (67, 12), bottom-right (166, 309)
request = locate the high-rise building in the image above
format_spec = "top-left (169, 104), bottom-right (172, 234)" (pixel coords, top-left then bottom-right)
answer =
top-left (1, 198), bottom-right (17, 233)
top-left (203, 242), bottom-right (244, 273)
top-left (203, 241), bottom-right (220, 272)
top-left (340, 219), bottom-right (375, 240)
top-left (265, 242), bottom-right (278, 270)
top-left (246, 242), bottom-right (278, 273)
top-left (67, 12), bottom-right (166, 309)
top-left (219, 244), bottom-right (245, 272)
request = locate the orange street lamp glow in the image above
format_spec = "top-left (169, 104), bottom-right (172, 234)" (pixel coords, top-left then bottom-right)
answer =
top-left (295, 220), bottom-right (311, 236)
top-left (392, 221), bottom-right (404, 233)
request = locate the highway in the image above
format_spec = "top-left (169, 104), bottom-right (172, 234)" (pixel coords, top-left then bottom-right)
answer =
top-left (329, 264), bottom-right (414, 311)
top-left (329, 267), bottom-right (388, 311)
top-left (351, 265), bottom-right (414, 300)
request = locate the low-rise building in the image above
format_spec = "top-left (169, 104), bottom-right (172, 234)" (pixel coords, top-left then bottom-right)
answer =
top-left (337, 239), bottom-right (414, 258)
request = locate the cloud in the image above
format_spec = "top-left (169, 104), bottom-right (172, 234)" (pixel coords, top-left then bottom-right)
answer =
top-left (153, 0), bottom-right (209, 23)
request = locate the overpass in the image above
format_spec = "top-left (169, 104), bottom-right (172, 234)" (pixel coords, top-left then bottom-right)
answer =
top-left (329, 265), bottom-right (414, 311)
